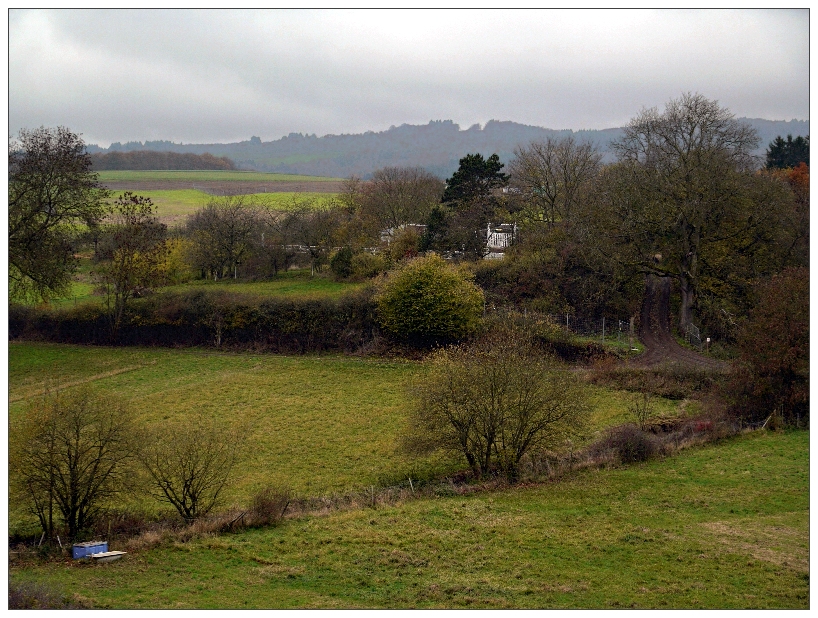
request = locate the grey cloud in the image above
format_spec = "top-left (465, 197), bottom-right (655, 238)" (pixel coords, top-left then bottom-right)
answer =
top-left (9, 9), bottom-right (809, 146)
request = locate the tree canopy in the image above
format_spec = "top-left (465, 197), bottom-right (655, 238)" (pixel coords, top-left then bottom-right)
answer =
top-left (9, 127), bottom-right (108, 302)
top-left (586, 93), bottom-right (773, 329)
top-left (441, 153), bottom-right (508, 206)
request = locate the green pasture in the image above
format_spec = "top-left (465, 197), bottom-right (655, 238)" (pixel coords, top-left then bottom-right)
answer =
top-left (97, 170), bottom-right (342, 183)
top-left (47, 269), bottom-right (360, 308)
top-left (8, 342), bottom-right (688, 534)
top-left (8, 343), bottom-right (439, 524)
top-left (104, 190), bottom-right (339, 225)
top-left (166, 273), bottom-right (365, 299)
top-left (10, 430), bottom-right (808, 608)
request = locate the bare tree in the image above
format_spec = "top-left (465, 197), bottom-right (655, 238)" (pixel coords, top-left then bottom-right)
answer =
top-left (12, 389), bottom-right (135, 540)
top-left (508, 136), bottom-right (601, 226)
top-left (285, 199), bottom-right (343, 276)
top-left (406, 330), bottom-right (588, 480)
top-left (187, 195), bottom-right (260, 280)
top-left (359, 166), bottom-right (444, 231)
top-left (137, 419), bottom-right (244, 523)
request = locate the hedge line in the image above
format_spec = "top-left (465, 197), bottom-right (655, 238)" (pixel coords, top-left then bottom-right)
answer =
top-left (9, 289), bottom-right (379, 353)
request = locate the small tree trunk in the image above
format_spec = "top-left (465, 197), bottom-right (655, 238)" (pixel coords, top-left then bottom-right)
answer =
top-left (679, 274), bottom-right (695, 330)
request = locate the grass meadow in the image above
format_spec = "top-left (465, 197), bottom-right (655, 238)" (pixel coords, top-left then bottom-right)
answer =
top-left (49, 267), bottom-right (362, 307)
top-left (104, 190), bottom-right (339, 227)
top-left (9, 429), bottom-right (808, 608)
top-left (9, 342), bottom-right (686, 535)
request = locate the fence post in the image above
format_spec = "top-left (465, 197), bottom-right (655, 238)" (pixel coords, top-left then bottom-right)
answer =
top-left (629, 316), bottom-right (635, 352)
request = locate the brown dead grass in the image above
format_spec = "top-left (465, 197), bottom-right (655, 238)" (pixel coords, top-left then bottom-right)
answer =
top-left (701, 516), bottom-right (809, 572)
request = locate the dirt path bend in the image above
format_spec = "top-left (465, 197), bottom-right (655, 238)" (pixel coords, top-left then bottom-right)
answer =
top-left (635, 275), bottom-right (727, 370)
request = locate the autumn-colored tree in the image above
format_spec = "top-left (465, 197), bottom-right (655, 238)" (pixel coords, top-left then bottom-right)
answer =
top-left (94, 193), bottom-right (168, 340)
top-left (727, 268), bottom-right (809, 426)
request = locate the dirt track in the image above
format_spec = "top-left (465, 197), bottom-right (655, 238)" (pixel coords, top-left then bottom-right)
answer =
top-left (636, 275), bottom-right (726, 370)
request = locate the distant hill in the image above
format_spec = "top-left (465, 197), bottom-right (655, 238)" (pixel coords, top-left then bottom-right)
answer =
top-left (86, 118), bottom-right (809, 179)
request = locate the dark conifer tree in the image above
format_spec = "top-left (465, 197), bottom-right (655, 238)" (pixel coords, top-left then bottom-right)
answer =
top-left (766, 134), bottom-right (809, 169)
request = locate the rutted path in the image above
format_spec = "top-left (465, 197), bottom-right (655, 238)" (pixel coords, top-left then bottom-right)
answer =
top-left (635, 275), bottom-right (727, 370)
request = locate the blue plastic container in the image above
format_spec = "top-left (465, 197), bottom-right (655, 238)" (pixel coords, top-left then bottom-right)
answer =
top-left (72, 541), bottom-right (108, 559)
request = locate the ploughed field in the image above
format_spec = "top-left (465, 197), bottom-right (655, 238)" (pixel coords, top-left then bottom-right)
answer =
top-left (10, 427), bottom-right (808, 609)
top-left (98, 169), bottom-right (345, 192)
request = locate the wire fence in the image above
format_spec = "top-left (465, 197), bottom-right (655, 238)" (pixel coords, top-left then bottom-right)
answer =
top-left (537, 313), bottom-right (705, 351)
top-left (541, 314), bottom-right (638, 348)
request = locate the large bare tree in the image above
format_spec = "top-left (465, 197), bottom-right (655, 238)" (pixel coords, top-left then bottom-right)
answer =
top-left (358, 166), bottom-right (444, 231)
top-left (589, 93), bottom-right (768, 330)
top-left (509, 136), bottom-right (601, 226)
top-left (13, 389), bottom-right (135, 540)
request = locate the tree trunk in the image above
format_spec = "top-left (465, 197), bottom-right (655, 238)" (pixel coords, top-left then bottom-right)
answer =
top-left (679, 272), bottom-right (695, 330)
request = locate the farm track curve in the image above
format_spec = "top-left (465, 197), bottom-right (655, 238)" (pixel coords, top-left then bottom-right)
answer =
top-left (635, 275), bottom-right (727, 370)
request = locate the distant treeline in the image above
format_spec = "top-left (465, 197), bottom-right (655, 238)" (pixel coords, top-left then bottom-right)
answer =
top-left (85, 117), bottom-right (810, 179)
top-left (91, 150), bottom-right (236, 171)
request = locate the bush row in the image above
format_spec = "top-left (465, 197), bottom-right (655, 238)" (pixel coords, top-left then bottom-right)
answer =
top-left (9, 288), bottom-right (380, 353)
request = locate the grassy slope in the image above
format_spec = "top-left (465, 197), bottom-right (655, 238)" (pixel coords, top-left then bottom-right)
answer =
top-left (10, 430), bottom-right (808, 609)
top-left (8, 345), bottom-right (436, 509)
top-left (97, 171), bottom-right (342, 183)
top-left (8, 343), bottom-right (683, 532)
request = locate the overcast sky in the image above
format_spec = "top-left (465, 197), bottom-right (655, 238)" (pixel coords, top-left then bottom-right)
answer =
top-left (8, 8), bottom-right (810, 147)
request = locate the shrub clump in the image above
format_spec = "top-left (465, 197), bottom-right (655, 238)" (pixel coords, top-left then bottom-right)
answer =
top-left (248, 486), bottom-right (292, 527)
top-left (596, 424), bottom-right (660, 464)
top-left (374, 254), bottom-right (484, 345)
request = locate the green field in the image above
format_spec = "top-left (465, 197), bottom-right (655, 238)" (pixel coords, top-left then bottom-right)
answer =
top-left (166, 274), bottom-right (365, 299)
top-left (8, 343), bottom-right (434, 521)
top-left (97, 170), bottom-right (343, 183)
top-left (49, 269), bottom-right (361, 307)
top-left (100, 190), bottom-right (339, 227)
top-left (10, 430), bottom-right (808, 608)
top-left (8, 342), bottom-right (689, 534)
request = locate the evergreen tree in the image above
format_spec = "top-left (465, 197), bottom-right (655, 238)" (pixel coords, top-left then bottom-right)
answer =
top-left (441, 153), bottom-right (508, 205)
top-left (766, 134), bottom-right (809, 169)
